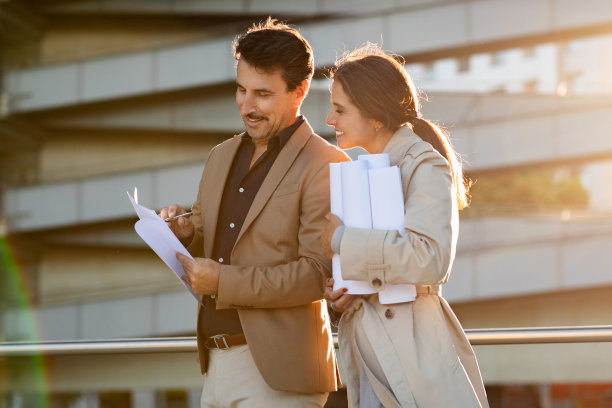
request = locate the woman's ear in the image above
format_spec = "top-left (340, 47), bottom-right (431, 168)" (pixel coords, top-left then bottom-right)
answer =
top-left (370, 119), bottom-right (384, 133)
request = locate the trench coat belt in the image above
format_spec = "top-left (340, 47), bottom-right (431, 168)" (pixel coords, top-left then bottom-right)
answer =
top-left (415, 284), bottom-right (441, 296)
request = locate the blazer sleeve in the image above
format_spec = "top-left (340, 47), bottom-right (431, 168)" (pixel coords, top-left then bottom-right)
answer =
top-left (215, 150), bottom-right (348, 309)
top-left (185, 196), bottom-right (204, 257)
top-left (185, 145), bottom-right (221, 257)
top-left (339, 151), bottom-right (457, 289)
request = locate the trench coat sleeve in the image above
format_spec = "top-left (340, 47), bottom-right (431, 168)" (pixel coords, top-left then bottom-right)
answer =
top-left (215, 156), bottom-right (342, 309)
top-left (339, 151), bottom-right (456, 288)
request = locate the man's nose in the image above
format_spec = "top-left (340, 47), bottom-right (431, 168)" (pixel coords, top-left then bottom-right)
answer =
top-left (239, 92), bottom-right (256, 115)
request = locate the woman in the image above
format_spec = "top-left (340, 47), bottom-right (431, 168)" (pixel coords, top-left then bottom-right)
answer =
top-left (321, 45), bottom-right (489, 408)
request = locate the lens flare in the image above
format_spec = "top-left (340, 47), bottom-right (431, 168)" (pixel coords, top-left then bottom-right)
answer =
top-left (1, 219), bottom-right (48, 406)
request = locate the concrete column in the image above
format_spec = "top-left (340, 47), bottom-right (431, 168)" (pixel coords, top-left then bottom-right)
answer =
top-left (131, 390), bottom-right (157, 408)
top-left (538, 385), bottom-right (552, 408)
top-left (187, 389), bottom-right (201, 408)
top-left (9, 394), bottom-right (23, 408)
top-left (69, 392), bottom-right (99, 408)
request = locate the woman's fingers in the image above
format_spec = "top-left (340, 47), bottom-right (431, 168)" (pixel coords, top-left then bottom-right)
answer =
top-left (327, 287), bottom-right (347, 301)
top-left (333, 293), bottom-right (354, 312)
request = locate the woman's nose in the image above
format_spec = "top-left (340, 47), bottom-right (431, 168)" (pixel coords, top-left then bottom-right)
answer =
top-left (326, 111), bottom-right (335, 127)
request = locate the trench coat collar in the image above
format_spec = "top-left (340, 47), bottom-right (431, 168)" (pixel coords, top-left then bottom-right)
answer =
top-left (383, 125), bottom-right (421, 165)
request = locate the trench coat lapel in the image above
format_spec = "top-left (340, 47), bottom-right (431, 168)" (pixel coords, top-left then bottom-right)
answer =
top-left (234, 120), bottom-right (313, 246)
top-left (203, 135), bottom-right (242, 257)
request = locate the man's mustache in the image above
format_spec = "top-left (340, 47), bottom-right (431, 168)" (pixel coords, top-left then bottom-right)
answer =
top-left (245, 113), bottom-right (267, 121)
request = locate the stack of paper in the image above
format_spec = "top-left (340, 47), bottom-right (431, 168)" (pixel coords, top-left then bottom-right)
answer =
top-left (127, 188), bottom-right (202, 304)
top-left (330, 154), bottom-right (417, 304)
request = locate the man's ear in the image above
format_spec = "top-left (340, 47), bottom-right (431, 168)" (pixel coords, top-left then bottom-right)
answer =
top-left (293, 79), bottom-right (310, 106)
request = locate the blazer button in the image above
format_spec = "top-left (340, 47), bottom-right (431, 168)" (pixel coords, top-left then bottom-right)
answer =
top-left (372, 278), bottom-right (382, 287)
top-left (385, 308), bottom-right (394, 319)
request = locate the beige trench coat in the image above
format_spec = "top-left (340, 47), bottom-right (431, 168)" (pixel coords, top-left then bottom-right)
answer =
top-left (337, 126), bottom-right (489, 407)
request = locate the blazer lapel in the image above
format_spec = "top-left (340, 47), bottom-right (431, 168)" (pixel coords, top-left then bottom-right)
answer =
top-left (234, 119), bottom-right (313, 246)
top-left (203, 135), bottom-right (242, 257)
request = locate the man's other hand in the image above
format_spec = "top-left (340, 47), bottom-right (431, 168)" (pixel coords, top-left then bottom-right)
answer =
top-left (176, 253), bottom-right (220, 296)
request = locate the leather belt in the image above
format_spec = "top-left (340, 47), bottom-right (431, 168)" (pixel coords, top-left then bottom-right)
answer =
top-left (204, 333), bottom-right (246, 350)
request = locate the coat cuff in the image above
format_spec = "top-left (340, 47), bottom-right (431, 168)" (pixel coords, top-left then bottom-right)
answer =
top-left (331, 225), bottom-right (345, 254)
top-left (340, 228), bottom-right (389, 291)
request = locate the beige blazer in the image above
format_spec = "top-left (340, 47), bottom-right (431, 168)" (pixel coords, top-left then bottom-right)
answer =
top-left (186, 119), bottom-right (348, 393)
top-left (337, 126), bottom-right (489, 407)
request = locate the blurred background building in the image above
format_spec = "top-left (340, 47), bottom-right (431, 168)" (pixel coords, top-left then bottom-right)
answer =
top-left (1, 1), bottom-right (612, 407)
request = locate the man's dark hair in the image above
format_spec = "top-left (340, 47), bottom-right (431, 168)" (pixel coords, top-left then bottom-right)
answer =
top-left (233, 18), bottom-right (314, 91)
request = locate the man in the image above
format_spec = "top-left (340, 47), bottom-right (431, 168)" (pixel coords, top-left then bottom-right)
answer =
top-left (160, 19), bottom-right (348, 407)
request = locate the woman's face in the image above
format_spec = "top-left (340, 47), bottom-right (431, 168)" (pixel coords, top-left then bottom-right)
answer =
top-left (326, 80), bottom-right (377, 151)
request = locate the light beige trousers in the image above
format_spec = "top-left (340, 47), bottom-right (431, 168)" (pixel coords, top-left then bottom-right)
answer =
top-left (201, 344), bottom-right (328, 408)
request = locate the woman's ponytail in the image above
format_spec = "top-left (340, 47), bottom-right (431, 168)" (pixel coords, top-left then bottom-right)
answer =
top-left (410, 117), bottom-right (470, 210)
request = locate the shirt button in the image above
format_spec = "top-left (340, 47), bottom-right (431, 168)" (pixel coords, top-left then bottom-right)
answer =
top-left (218, 258), bottom-right (224, 263)
top-left (229, 223), bottom-right (235, 228)
top-left (238, 187), bottom-right (244, 193)
top-left (372, 278), bottom-right (382, 287)
top-left (385, 308), bottom-right (394, 319)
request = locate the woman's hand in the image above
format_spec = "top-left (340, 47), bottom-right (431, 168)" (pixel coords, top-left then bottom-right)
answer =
top-left (321, 213), bottom-right (344, 258)
top-left (325, 278), bottom-right (354, 313)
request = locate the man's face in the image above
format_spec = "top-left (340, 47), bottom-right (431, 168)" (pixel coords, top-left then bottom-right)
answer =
top-left (236, 59), bottom-right (305, 142)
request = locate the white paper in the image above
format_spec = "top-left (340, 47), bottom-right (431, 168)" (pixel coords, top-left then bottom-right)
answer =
top-left (369, 166), bottom-right (406, 236)
top-left (329, 163), bottom-right (343, 220)
top-left (340, 160), bottom-right (372, 229)
top-left (329, 155), bottom-right (417, 303)
top-left (368, 166), bottom-right (416, 304)
top-left (127, 189), bottom-right (202, 304)
top-left (330, 164), bottom-right (376, 294)
top-left (358, 153), bottom-right (390, 170)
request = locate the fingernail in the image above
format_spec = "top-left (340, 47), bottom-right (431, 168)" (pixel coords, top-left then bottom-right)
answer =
top-left (343, 288), bottom-right (348, 292)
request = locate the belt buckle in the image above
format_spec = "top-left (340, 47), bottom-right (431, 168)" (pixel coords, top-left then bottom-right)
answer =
top-left (206, 334), bottom-right (230, 350)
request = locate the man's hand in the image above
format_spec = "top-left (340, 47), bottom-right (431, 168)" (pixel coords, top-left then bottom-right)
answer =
top-left (159, 204), bottom-right (194, 245)
top-left (176, 253), bottom-right (220, 296)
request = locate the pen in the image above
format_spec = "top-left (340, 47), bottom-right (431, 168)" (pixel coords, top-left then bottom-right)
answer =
top-left (164, 212), bottom-right (193, 222)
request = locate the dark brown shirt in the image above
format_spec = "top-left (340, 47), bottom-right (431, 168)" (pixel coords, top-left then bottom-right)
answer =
top-left (200, 116), bottom-right (304, 338)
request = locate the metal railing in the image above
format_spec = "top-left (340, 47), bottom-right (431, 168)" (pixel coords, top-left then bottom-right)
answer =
top-left (2, 326), bottom-right (612, 356)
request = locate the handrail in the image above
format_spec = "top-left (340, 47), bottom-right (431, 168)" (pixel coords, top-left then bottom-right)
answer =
top-left (466, 325), bottom-right (612, 345)
top-left (1, 326), bottom-right (612, 356)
